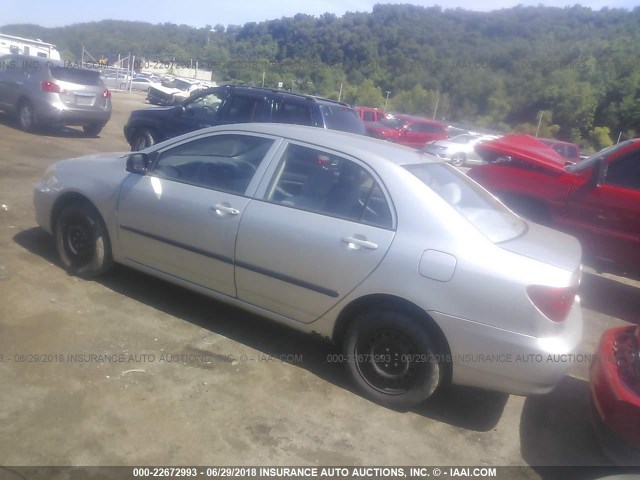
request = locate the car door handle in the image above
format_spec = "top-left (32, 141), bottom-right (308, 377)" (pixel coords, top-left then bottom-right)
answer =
top-left (212, 204), bottom-right (239, 215)
top-left (342, 236), bottom-right (378, 250)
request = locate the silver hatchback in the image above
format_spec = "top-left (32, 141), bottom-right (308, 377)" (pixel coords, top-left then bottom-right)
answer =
top-left (34, 124), bottom-right (583, 409)
top-left (0, 54), bottom-right (112, 136)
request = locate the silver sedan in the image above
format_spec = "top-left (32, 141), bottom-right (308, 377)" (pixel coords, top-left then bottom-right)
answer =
top-left (34, 123), bottom-right (583, 409)
top-left (423, 133), bottom-right (500, 166)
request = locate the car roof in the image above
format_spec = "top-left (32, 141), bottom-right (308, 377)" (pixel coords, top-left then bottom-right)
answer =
top-left (394, 114), bottom-right (445, 126)
top-left (189, 123), bottom-right (436, 167)
top-left (216, 84), bottom-right (352, 107)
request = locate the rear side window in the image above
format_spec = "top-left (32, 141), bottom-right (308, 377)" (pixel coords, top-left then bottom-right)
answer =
top-left (223, 95), bottom-right (268, 123)
top-left (266, 143), bottom-right (392, 228)
top-left (273, 101), bottom-right (314, 126)
top-left (405, 163), bottom-right (526, 243)
top-left (50, 67), bottom-right (102, 86)
top-left (319, 104), bottom-right (366, 135)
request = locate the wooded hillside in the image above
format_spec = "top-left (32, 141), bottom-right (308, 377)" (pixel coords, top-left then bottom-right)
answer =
top-left (4, 4), bottom-right (640, 148)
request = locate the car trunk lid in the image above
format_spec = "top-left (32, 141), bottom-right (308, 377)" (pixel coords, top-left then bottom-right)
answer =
top-left (499, 221), bottom-right (582, 272)
top-left (50, 67), bottom-right (107, 109)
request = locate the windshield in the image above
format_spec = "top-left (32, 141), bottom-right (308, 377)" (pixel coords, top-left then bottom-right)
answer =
top-left (51, 67), bottom-right (102, 85)
top-left (567, 141), bottom-right (632, 173)
top-left (405, 162), bottom-right (527, 243)
top-left (379, 117), bottom-right (405, 129)
top-left (449, 134), bottom-right (479, 144)
top-left (172, 79), bottom-right (192, 90)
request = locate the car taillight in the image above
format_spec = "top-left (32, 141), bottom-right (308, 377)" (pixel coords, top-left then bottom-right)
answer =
top-left (41, 81), bottom-right (63, 93)
top-left (103, 89), bottom-right (111, 98)
top-left (526, 285), bottom-right (576, 322)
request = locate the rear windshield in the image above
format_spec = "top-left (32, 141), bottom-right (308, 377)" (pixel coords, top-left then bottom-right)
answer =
top-left (405, 162), bottom-right (526, 243)
top-left (50, 67), bottom-right (102, 86)
top-left (319, 104), bottom-right (367, 135)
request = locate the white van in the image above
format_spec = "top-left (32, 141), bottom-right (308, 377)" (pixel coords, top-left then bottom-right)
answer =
top-left (0, 33), bottom-right (61, 60)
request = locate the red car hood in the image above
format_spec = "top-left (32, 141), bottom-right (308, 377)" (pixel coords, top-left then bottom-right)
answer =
top-left (474, 134), bottom-right (567, 174)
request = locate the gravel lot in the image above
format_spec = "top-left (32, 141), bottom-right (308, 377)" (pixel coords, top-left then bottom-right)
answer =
top-left (0, 91), bottom-right (638, 478)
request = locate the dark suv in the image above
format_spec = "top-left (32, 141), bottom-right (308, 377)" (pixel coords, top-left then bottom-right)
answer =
top-left (124, 85), bottom-right (366, 150)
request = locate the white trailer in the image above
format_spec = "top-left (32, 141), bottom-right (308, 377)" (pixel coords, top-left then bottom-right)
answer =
top-left (0, 33), bottom-right (61, 60)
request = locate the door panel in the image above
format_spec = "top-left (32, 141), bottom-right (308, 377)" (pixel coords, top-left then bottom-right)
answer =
top-left (564, 147), bottom-right (640, 267)
top-left (116, 132), bottom-right (277, 296)
top-left (234, 142), bottom-right (395, 323)
top-left (117, 175), bottom-right (249, 296)
top-left (235, 202), bottom-right (394, 322)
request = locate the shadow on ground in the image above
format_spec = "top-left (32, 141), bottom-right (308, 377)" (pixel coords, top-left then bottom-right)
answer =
top-left (0, 112), bottom-right (95, 138)
top-left (14, 226), bottom-right (508, 431)
top-left (580, 272), bottom-right (640, 325)
top-left (520, 376), bottom-right (639, 478)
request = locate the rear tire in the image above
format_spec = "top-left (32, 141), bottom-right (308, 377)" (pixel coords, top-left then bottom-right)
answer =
top-left (83, 124), bottom-right (103, 137)
top-left (55, 202), bottom-right (113, 278)
top-left (343, 310), bottom-right (443, 410)
top-left (130, 128), bottom-right (157, 151)
top-left (18, 99), bottom-right (38, 132)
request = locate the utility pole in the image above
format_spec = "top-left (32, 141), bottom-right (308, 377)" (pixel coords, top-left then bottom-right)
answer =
top-left (384, 91), bottom-right (391, 110)
top-left (433, 94), bottom-right (440, 120)
top-left (535, 111), bottom-right (544, 137)
top-left (338, 82), bottom-right (343, 102)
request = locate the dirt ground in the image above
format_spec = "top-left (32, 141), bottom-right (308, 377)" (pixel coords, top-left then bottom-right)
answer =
top-left (0, 91), bottom-right (638, 478)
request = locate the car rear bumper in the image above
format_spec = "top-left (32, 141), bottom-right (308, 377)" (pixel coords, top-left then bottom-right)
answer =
top-left (36, 101), bottom-right (112, 127)
top-left (431, 300), bottom-right (583, 395)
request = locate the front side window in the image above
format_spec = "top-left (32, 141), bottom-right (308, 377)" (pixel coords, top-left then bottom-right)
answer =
top-left (266, 144), bottom-right (392, 229)
top-left (606, 151), bottom-right (640, 191)
top-left (184, 91), bottom-right (224, 118)
top-left (405, 163), bottom-right (526, 243)
top-left (151, 134), bottom-right (274, 195)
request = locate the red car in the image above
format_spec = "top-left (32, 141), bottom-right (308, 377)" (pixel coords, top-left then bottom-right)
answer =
top-left (590, 326), bottom-right (640, 465)
top-left (365, 114), bottom-right (448, 148)
top-left (539, 138), bottom-right (581, 165)
top-left (353, 106), bottom-right (387, 123)
top-left (468, 135), bottom-right (640, 275)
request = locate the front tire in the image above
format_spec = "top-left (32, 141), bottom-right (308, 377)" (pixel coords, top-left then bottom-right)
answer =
top-left (130, 128), bottom-right (157, 151)
top-left (344, 310), bottom-right (443, 410)
top-left (55, 202), bottom-right (113, 278)
top-left (450, 153), bottom-right (466, 167)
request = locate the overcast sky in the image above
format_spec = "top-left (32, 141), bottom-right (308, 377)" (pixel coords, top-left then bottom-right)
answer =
top-left (0, 0), bottom-right (636, 28)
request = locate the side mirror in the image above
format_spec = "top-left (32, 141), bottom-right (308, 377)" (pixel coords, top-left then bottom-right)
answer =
top-left (175, 105), bottom-right (186, 115)
top-left (126, 152), bottom-right (153, 174)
